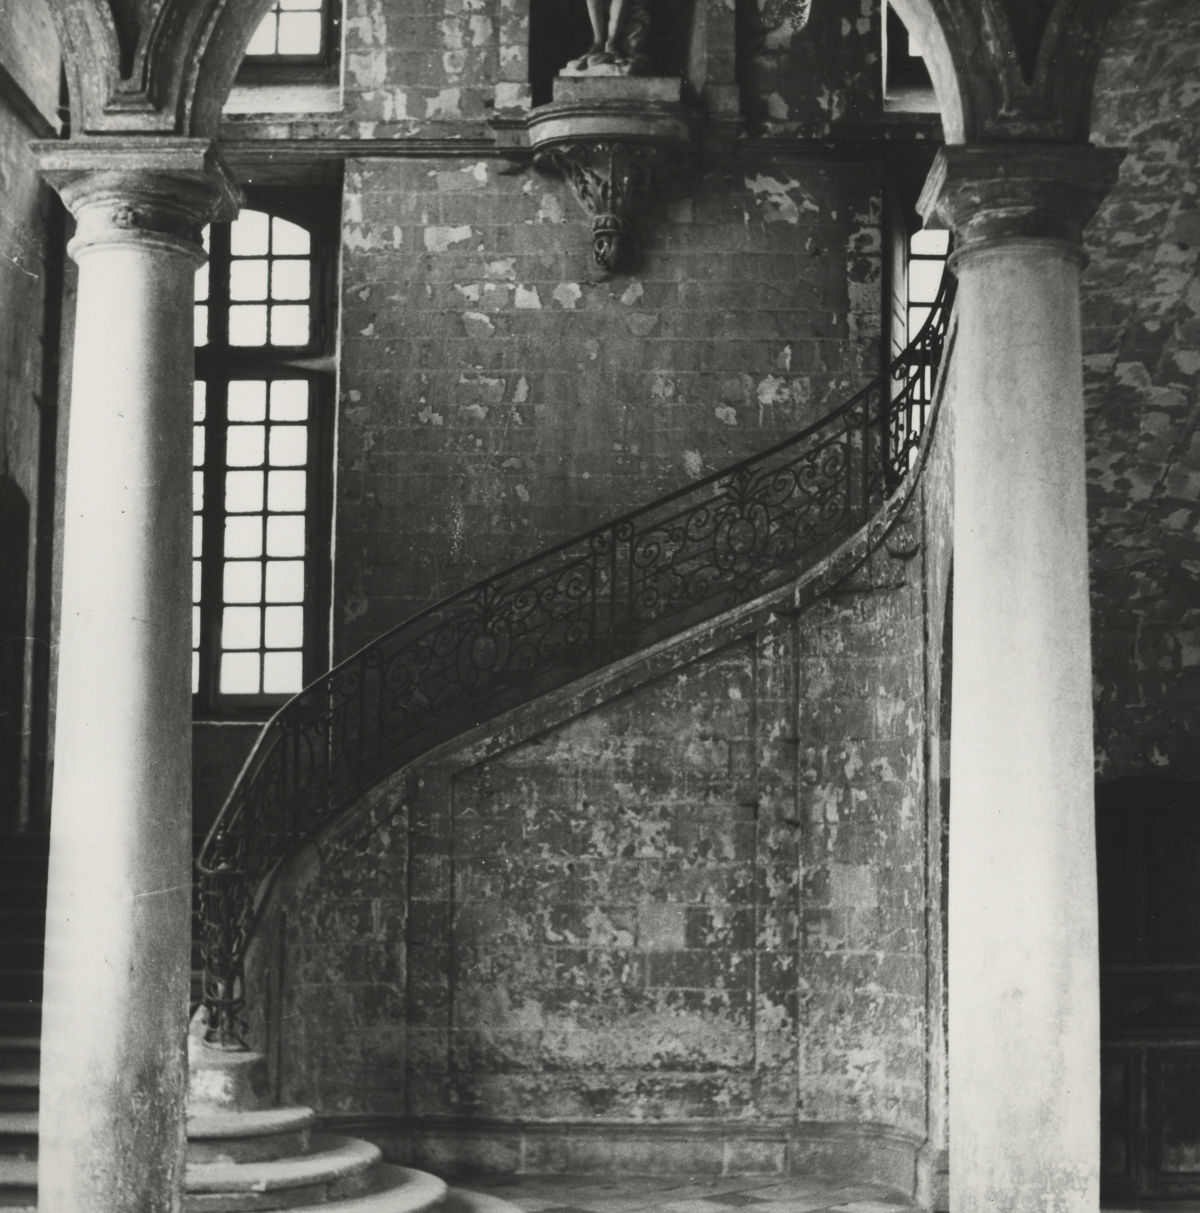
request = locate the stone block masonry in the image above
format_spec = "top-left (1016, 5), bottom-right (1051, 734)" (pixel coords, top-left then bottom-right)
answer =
top-left (258, 536), bottom-right (935, 1181)
top-left (335, 153), bottom-right (884, 654)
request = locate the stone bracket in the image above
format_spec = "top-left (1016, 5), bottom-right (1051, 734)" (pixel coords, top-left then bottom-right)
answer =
top-left (528, 81), bottom-right (699, 273)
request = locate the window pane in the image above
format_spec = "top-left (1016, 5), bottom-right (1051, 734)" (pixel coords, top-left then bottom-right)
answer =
top-left (270, 381), bottom-right (308, 421)
top-left (193, 515), bottom-right (204, 558)
top-left (265, 560), bottom-right (305, 603)
top-left (195, 262), bottom-right (209, 302)
top-left (194, 305), bottom-right (208, 346)
top-left (231, 210), bottom-right (270, 257)
top-left (272, 218), bottom-right (311, 256)
top-left (263, 651), bottom-right (304, 694)
top-left (909, 259), bottom-right (944, 304)
top-left (231, 260), bottom-right (269, 302)
top-left (230, 305), bottom-right (268, 347)
top-left (224, 516), bottom-right (263, 558)
top-left (265, 605), bottom-right (305, 648)
top-left (222, 606), bottom-right (262, 650)
top-left (270, 426), bottom-right (307, 467)
top-left (268, 470), bottom-right (306, 512)
top-left (227, 425), bottom-right (266, 468)
top-left (282, 0), bottom-right (323, 11)
top-left (909, 305), bottom-right (931, 334)
top-left (245, 14), bottom-right (277, 55)
top-left (193, 471), bottom-right (204, 512)
top-left (270, 305), bottom-right (309, 346)
top-left (228, 381), bottom-right (267, 422)
top-left (193, 425), bottom-right (205, 468)
top-left (277, 10), bottom-right (322, 54)
top-left (193, 650), bottom-right (200, 695)
top-left (911, 228), bottom-right (950, 256)
top-left (194, 382), bottom-right (206, 422)
top-left (266, 514), bottom-right (305, 557)
top-left (221, 651), bottom-right (261, 694)
top-left (225, 470), bottom-right (264, 513)
top-left (192, 560), bottom-right (202, 603)
top-left (224, 561), bottom-right (263, 604)
top-left (271, 261), bottom-right (310, 301)
top-left (193, 605), bottom-right (201, 647)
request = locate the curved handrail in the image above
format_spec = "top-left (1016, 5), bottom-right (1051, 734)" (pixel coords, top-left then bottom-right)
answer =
top-left (196, 276), bottom-right (957, 1046)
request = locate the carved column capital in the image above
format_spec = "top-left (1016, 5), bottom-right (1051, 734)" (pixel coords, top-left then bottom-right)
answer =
top-left (35, 138), bottom-right (243, 263)
top-left (918, 143), bottom-right (1124, 264)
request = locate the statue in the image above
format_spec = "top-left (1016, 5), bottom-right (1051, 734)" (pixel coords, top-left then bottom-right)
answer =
top-left (563, 0), bottom-right (652, 75)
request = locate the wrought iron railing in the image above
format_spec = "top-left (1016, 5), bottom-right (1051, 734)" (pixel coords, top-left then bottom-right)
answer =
top-left (196, 277), bottom-right (956, 1047)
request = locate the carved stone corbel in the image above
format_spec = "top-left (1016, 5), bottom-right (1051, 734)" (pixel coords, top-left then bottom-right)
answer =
top-left (529, 78), bottom-right (699, 273)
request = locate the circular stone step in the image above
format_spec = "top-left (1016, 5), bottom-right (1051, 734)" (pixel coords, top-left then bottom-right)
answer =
top-left (185, 1133), bottom-right (379, 1193)
top-left (443, 1189), bottom-right (528, 1213)
top-left (187, 1106), bottom-right (316, 1139)
top-left (295, 1165), bottom-right (448, 1213)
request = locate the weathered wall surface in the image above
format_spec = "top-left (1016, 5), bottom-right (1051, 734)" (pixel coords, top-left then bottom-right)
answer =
top-left (334, 154), bottom-right (884, 654)
top-left (0, 1), bottom-right (60, 826)
top-left (259, 533), bottom-right (933, 1183)
top-left (1086, 0), bottom-right (1200, 782)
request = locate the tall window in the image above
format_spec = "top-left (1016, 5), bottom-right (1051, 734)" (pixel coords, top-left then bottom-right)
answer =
top-left (240, 0), bottom-right (341, 82)
top-left (193, 205), bottom-right (333, 716)
top-left (907, 227), bottom-right (950, 341)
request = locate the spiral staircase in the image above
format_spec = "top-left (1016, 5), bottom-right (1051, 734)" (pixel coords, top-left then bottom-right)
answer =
top-left (0, 282), bottom-right (954, 1210)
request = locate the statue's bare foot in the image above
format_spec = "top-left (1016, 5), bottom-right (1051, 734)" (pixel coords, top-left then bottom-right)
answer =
top-left (568, 42), bottom-right (604, 69)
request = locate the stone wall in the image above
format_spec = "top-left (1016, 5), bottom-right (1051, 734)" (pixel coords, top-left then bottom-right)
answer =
top-left (252, 519), bottom-right (936, 1188)
top-left (1086, 0), bottom-right (1200, 783)
top-left (334, 153), bottom-right (885, 654)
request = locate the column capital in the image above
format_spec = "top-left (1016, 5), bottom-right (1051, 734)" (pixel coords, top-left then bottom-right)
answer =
top-left (33, 138), bottom-right (243, 262)
top-left (918, 144), bottom-right (1124, 261)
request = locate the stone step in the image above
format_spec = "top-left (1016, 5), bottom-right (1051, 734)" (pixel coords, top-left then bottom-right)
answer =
top-left (443, 1187), bottom-right (527, 1213)
top-left (187, 1105), bottom-right (316, 1164)
top-left (0, 1111), bottom-right (37, 1143)
top-left (301, 1165), bottom-right (449, 1213)
top-left (0, 1069), bottom-right (36, 1113)
top-left (185, 1133), bottom-right (380, 1212)
top-left (0, 1158), bottom-right (34, 1190)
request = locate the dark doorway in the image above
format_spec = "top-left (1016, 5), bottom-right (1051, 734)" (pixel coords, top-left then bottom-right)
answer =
top-left (1098, 776), bottom-right (1200, 1200)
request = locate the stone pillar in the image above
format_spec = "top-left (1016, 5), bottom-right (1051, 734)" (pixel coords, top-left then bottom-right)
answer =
top-left (919, 144), bottom-right (1121, 1213)
top-left (33, 140), bottom-right (240, 1213)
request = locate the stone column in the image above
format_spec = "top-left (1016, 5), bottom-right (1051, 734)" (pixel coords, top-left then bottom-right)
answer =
top-left (33, 140), bottom-right (240, 1213)
top-left (919, 144), bottom-right (1121, 1213)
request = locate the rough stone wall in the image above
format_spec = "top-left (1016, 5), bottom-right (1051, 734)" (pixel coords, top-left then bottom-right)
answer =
top-left (335, 154), bottom-right (883, 653)
top-left (1085, 0), bottom-right (1200, 783)
top-left (266, 539), bottom-right (931, 1161)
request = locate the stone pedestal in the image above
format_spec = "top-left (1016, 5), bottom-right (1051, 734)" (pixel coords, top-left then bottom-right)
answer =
top-left (919, 144), bottom-right (1122, 1213)
top-left (33, 138), bottom-right (240, 1213)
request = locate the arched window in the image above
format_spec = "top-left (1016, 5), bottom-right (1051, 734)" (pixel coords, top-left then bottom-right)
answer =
top-left (192, 205), bottom-right (334, 716)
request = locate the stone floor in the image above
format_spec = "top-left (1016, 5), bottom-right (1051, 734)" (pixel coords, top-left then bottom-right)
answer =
top-left (459, 1174), bottom-right (919, 1213)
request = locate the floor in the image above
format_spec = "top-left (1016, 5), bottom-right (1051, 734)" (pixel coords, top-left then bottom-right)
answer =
top-left (461, 1173), bottom-right (919, 1213)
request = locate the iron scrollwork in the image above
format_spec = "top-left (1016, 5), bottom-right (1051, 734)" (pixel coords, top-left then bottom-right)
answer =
top-left (196, 277), bottom-right (956, 1048)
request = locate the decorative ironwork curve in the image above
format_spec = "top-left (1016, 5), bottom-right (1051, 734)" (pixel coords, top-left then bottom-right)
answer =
top-left (196, 277), bottom-right (956, 1047)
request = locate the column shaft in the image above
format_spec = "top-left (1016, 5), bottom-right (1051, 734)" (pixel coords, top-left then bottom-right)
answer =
top-left (949, 240), bottom-right (1098, 1213)
top-left (33, 142), bottom-right (241, 1213)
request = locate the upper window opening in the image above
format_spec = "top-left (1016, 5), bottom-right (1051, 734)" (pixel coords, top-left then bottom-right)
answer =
top-left (882, 0), bottom-right (938, 114)
top-left (237, 0), bottom-right (340, 83)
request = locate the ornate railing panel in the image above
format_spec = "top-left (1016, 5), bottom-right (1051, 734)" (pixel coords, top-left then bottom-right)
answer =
top-left (197, 277), bottom-right (955, 1046)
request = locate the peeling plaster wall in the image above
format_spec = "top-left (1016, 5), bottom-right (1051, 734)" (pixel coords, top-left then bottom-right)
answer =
top-left (258, 536), bottom-right (933, 1182)
top-left (1086, 0), bottom-right (1200, 783)
top-left (335, 154), bottom-right (883, 651)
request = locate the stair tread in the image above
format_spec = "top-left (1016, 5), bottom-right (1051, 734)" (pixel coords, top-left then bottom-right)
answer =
top-left (0, 1112), bottom-right (36, 1136)
top-left (0, 1075), bottom-right (36, 1090)
top-left (306, 1165), bottom-right (448, 1213)
top-left (0, 1157), bottom-right (34, 1185)
top-left (185, 1134), bottom-right (379, 1193)
top-left (444, 1187), bottom-right (528, 1213)
top-left (187, 1105), bottom-right (315, 1139)
top-left (0, 1042), bottom-right (36, 1054)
